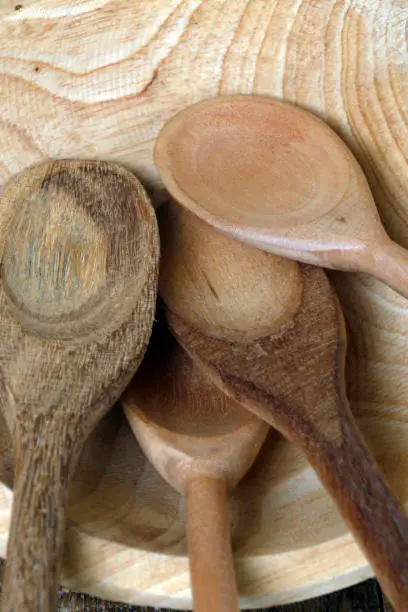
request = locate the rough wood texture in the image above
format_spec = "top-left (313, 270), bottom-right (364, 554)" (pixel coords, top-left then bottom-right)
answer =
top-left (123, 324), bottom-right (268, 612)
top-left (160, 202), bottom-right (408, 610)
top-left (0, 160), bottom-right (159, 611)
top-left (0, 0), bottom-right (407, 608)
top-left (154, 95), bottom-right (408, 300)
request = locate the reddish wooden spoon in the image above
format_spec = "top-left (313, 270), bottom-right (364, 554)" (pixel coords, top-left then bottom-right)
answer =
top-left (122, 321), bottom-right (269, 612)
top-left (155, 95), bottom-right (408, 300)
top-left (159, 200), bottom-right (408, 611)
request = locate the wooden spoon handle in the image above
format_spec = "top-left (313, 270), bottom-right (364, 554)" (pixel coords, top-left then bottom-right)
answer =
top-left (364, 238), bottom-right (408, 299)
top-left (2, 424), bottom-right (79, 612)
top-left (185, 475), bottom-right (240, 612)
top-left (307, 415), bottom-right (408, 611)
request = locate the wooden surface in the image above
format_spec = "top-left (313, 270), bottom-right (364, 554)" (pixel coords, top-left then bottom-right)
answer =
top-left (0, 0), bottom-right (407, 211)
top-left (0, 558), bottom-right (396, 610)
top-left (55, 579), bottom-right (392, 611)
top-left (0, 568), bottom-right (394, 610)
top-left (0, 0), bottom-right (408, 608)
top-left (53, 580), bottom-right (392, 611)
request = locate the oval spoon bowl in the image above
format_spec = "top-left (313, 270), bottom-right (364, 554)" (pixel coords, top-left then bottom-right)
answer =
top-left (155, 95), bottom-right (408, 299)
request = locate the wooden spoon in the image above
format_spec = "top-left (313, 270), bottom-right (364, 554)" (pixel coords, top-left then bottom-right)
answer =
top-left (159, 201), bottom-right (408, 611)
top-left (122, 320), bottom-right (269, 612)
top-left (154, 94), bottom-right (408, 300)
top-left (0, 160), bottom-right (159, 612)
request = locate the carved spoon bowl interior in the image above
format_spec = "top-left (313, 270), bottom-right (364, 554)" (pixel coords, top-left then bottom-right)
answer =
top-left (154, 95), bottom-right (408, 300)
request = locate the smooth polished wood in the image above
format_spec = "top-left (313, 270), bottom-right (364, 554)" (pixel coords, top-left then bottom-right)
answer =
top-left (123, 324), bottom-right (268, 612)
top-left (154, 95), bottom-right (408, 300)
top-left (160, 201), bottom-right (408, 611)
top-left (0, 160), bottom-right (159, 611)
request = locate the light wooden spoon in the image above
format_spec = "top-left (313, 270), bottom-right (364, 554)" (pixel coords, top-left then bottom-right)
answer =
top-left (154, 94), bottom-right (408, 299)
top-left (159, 201), bottom-right (408, 611)
top-left (0, 160), bottom-right (159, 612)
top-left (122, 320), bottom-right (269, 612)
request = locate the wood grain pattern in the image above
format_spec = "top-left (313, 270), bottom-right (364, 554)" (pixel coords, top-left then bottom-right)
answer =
top-left (0, 0), bottom-right (407, 608)
top-left (154, 95), bottom-right (408, 300)
top-left (0, 160), bottom-right (159, 611)
top-left (52, 578), bottom-right (395, 611)
top-left (0, 562), bottom-right (392, 611)
top-left (0, 0), bottom-right (406, 220)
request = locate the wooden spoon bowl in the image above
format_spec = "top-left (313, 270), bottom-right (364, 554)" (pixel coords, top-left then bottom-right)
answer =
top-left (0, 160), bottom-right (159, 611)
top-left (155, 95), bottom-right (408, 299)
top-left (123, 321), bottom-right (269, 611)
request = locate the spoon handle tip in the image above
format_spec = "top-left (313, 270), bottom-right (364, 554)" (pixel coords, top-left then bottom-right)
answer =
top-left (365, 239), bottom-right (408, 300)
top-left (308, 416), bottom-right (408, 611)
top-left (185, 475), bottom-right (240, 612)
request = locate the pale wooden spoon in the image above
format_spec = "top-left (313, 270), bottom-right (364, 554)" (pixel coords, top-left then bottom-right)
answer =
top-left (154, 94), bottom-right (408, 299)
top-left (0, 160), bottom-right (159, 612)
top-left (159, 201), bottom-right (408, 611)
top-left (122, 320), bottom-right (269, 612)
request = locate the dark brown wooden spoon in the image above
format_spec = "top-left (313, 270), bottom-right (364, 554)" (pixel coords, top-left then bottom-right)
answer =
top-left (159, 200), bottom-right (408, 611)
top-left (0, 160), bottom-right (159, 612)
top-left (155, 95), bottom-right (408, 300)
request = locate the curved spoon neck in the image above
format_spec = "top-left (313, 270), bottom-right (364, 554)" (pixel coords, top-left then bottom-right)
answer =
top-left (186, 473), bottom-right (225, 495)
top-left (364, 239), bottom-right (408, 299)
